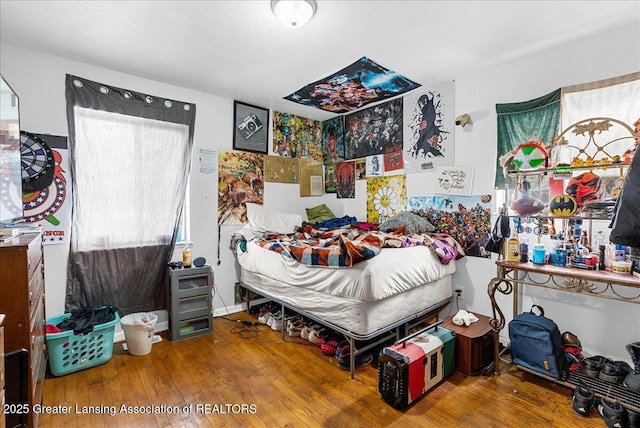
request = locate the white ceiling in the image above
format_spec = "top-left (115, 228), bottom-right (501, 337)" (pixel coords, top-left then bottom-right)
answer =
top-left (1, 1), bottom-right (639, 121)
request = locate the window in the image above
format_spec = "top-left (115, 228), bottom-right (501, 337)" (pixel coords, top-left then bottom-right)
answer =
top-left (65, 75), bottom-right (195, 314)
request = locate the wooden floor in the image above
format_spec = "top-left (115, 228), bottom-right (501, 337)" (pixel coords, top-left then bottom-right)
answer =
top-left (38, 313), bottom-right (607, 428)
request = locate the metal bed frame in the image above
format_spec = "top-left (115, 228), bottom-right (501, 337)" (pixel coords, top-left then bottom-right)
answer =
top-left (239, 281), bottom-right (451, 379)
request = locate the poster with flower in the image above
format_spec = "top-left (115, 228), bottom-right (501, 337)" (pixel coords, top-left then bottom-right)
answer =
top-left (366, 174), bottom-right (406, 223)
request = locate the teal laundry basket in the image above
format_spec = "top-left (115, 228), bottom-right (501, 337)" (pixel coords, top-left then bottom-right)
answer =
top-left (46, 311), bottom-right (119, 376)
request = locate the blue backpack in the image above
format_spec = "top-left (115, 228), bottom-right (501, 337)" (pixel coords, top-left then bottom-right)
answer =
top-left (508, 305), bottom-right (568, 379)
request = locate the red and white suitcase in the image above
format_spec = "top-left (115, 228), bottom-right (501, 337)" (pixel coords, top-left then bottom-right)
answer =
top-left (378, 321), bottom-right (450, 409)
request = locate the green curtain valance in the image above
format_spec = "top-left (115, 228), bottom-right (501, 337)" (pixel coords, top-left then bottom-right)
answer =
top-left (495, 89), bottom-right (561, 188)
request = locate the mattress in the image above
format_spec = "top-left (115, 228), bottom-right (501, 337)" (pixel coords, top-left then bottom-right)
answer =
top-left (237, 240), bottom-right (456, 302)
top-left (237, 240), bottom-right (455, 336)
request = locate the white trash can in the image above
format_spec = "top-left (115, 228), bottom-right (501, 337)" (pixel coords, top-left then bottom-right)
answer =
top-left (120, 312), bottom-right (158, 356)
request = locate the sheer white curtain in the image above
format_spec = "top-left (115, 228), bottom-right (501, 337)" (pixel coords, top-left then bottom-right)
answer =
top-left (65, 75), bottom-right (195, 315)
top-left (560, 72), bottom-right (639, 158)
top-left (72, 108), bottom-right (189, 249)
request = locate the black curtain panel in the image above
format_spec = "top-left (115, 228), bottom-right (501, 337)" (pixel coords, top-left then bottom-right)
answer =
top-left (64, 74), bottom-right (195, 315)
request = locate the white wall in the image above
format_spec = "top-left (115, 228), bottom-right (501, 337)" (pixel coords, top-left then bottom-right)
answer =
top-left (1, 21), bottom-right (638, 361)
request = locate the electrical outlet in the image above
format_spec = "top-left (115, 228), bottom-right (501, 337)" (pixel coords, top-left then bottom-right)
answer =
top-left (454, 287), bottom-right (464, 300)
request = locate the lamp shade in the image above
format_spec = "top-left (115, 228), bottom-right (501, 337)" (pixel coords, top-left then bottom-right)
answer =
top-left (271, 0), bottom-right (317, 28)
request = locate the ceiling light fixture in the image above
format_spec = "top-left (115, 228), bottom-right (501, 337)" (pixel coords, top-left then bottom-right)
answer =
top-left (271, 0), bottom-right (317, 28)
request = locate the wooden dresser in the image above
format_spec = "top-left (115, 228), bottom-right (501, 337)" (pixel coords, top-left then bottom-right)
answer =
top-left (0, 233), bottom-right (46, 428)
top-left (1, 313), bottom-right (5, 428)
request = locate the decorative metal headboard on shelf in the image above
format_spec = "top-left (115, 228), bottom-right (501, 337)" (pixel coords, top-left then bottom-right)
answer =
top-left (555, 116), bottom-right (638, 167)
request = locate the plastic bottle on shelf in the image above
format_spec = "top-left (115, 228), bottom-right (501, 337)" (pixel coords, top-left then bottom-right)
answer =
top-left (182, 244), bottom-right (193, 268)
top-left (519, 238), bottom-right (529, 263)
top-left (532, 244), bottom-right (546, 265)
top-left (507, 237), bottom-right (520, 262)
top-left (594, 231), bottom-right (606, 270)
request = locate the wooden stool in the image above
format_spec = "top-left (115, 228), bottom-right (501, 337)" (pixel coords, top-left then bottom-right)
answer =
top-left (442, 313), bottom-right (494, 376)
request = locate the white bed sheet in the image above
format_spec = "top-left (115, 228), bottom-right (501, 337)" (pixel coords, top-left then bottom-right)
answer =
top-left (236, 239), bottom-right (456, 302)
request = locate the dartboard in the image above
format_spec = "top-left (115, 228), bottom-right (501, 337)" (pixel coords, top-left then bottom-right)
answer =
top-left (20, 131), bottom-right (54, 192)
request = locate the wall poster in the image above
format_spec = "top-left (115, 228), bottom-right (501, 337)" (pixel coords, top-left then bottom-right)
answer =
top-left (18, 132), bottom-right (72, 245)
top-left (345, 98), bottom-right (403, 159)
top-left (407, 195), bottom-right (492, 258)
top-left (324, 164), bottom-right (337, 193)
top-left (366, 154), bottom-right (383, 177)
top-left (435, 165), bottom-right (475, 196)
top-left (336, 161), bottom-right (355, 199)
top-left (218, 150), bottom-right (264, 225)
top-left (403, 81), bottom-right (455, 173)
top-left (264, 155), bottom-right (299, 183)
top-left (321, 116), bottom-right (345, 165)
top-left (366, 174), bottom-right (406, 224)
top-left (272, 111), bottom-right (322, 160)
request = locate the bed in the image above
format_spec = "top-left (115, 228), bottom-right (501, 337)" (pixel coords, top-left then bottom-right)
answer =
top-left (233, 204), bottom-right (463, 378)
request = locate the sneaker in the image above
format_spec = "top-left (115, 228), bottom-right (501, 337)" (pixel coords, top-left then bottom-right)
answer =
top-left (287, 319), bottom-right (304, 337)
top-left (257, 306), bottom-right (272, 324)
top-left (582, 355), bottom-right (607, 378)
top-left (286, 315), bottom-right (302, 331)
top-left (562, 331), bottom-right (582, 348)
top-left (572, 381), bottom-right (595, 416)
top-left (597, 399), bottom-right (628, 428)
top-left (600, 360), bottom-right (632, 384)
top-left (321, 338), bottom-right (338, 356)
top-left (308, 327), bottom-right (326, 345)
top-left (267, 311), bottom-right (281, 329)
top-left (626, 406), bottom-right (639, 428)
top-left (623, 372), bottom-right (640, 394)
top-left (336, 342), bottom-right (373, 369)
top-left (301, 323), bottom-right (319, 341)
top-left (335, 340), bottom-right (349, 358)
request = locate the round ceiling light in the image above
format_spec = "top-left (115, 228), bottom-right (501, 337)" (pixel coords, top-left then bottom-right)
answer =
top-left (271, 0), bottom-right (317, 28)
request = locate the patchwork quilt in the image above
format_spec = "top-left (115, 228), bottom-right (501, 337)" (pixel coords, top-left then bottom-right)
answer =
top-left (254, 224), bottom-right (464, 268)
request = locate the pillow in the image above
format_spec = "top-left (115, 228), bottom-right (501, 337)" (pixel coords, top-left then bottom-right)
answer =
top-left (306, 204), bottom-right (336, 224)
top-left (379, 211), bottom-right (435, 234)
top-left (245, 203), bottom-right (302, 234)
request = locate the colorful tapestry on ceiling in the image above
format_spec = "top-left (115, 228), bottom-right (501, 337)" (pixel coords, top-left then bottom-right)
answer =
top-left (284, 56), bottom-right (420, 113)
top-left (218, 150), bottom-right (264, 225)
top-left (366, 175), bottom-right (406, 224)
top-left (321, 116), bottom-right (345, 165)
top-left (18, 132), bottom-right (72, 245)
top-left (345, 98), bottom-right (403, 159)
top-left (407, 195), bottom-right (493, 258)
top-left (403, 81), bottom-right (455, 173)
top-left (272, 111), bottom-right (322, 161)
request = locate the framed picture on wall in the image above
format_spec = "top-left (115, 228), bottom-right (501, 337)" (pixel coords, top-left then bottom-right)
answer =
top-left (233, 101), bottom-right (269, 154)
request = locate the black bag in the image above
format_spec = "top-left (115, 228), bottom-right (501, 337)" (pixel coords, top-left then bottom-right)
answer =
top-left (610, 148), bottom-right (640, 248)
top-left (485, 207), bottom-right (510, 254)
top-left (508, 305), bottom-right (568, 380)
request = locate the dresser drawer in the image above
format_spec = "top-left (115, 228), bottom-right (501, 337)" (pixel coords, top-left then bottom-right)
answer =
top-left (0, 323), bottom-right (4, 389)
top-left (30, 293), bottom-right (45, 394)
top-left (26, 234), bottom-right (43, 279)
top-left (28, 263), bottom-right (44, 314)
